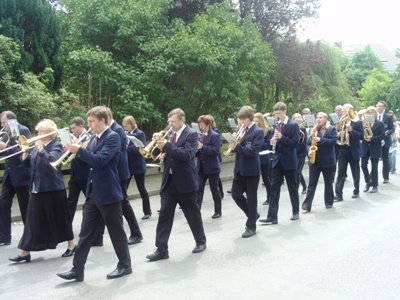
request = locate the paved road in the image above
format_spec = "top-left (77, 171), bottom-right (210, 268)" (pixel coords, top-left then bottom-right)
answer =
top-left (1, 158), bottom-right (400, 299)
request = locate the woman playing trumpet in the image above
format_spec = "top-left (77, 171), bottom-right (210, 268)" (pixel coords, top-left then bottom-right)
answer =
top-left (301, 112), bottom-right (337, 212)
top-left (9, 119), bottom-right (75, 263)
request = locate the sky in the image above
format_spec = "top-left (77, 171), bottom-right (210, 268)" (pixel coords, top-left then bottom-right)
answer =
top-left (297, 0), bottom-right (399, 50)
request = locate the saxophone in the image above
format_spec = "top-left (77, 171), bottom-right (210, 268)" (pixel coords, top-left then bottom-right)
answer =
top-left (357, 109), bottom-right (373, 140)
top-left (309, 125), bottom-right (318, 164)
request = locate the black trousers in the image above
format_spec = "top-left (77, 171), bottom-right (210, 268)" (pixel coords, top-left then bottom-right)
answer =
top-left (197, 164), bottom-right (222, 214)
top-left (382, 147), bottom-right (390, 181)
top-left (231, 173), bottom-right (260, 230)
top-left (155, 175), bottom-right (206, 254)
top-left (94, 179), bottom-right (141, 241)
top-left (128, 173), bottom-right (151, 215)
top-left (267, 160), bottom-right (299, 220)
top-left (335, 146), bottom-right (360, 197)
top-left (0, 178), bottom-right (30, 243)
top-left (302, 164), bottom-right (335, 209)
top-left (260, 164), bottom-right (271, 201)
top-left (361, 154), bottom-right (379, 188)
top-left (67, 178), bottom-right (87, 221)
top-left (296, 156), bottom-right (307, 191)
top-left (72, 190), bottom-right (131, 275)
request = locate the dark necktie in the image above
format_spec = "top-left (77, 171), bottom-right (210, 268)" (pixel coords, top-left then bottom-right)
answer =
top-left (173, 132), bottom-right (176, 145)
top-left (201, 134), bottom-right (206, 144)
top-left (378, 115), bottom-right (382, 121)
top-left (280, 123), bottom-right (284, 133)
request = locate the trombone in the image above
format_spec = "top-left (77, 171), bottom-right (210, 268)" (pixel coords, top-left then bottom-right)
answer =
top-left (0, 128), bottom-right (68, 162)
top-left (0, 128), bottom-right (11, 152)
top-left (50, 130), bottom-right (92, 170)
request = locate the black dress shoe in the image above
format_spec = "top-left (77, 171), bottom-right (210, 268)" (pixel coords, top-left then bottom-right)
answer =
top-left (363, 185), bottom-right (370, 192)
top-left (325, 205), bottom-right (333, 209)
top-left (192, 244), bottom-right (207, 253)
top-left (107, 267), bottom-right (132, 279)
top-left (302, 188), bottom-right (307, 194)
top-left (0, 241), bottom-right (11, 246)
top-left (9, 254), bottom-right (31, 263)
top-left (301, 204), bottom-right (311, 212)
top-left (242, 228), bottom-right (256, 238)
top-left (262, 199), bottom-right (269, 205)
top-left (211, 213), bottom-right (221, 219)
top-left (334, 196), bottom-right (343, 202)
top-left (290, 214), bottom-right (299, 220)
top-left (141, 213), bottom-right (152, 220)
top-left (351, 194), bottom-right (359, 199)
top-left (62, 246), bottom-right (76, 257)
top-left (383, 179), bottom-right (389, 184)
top-left (259, 217), bottom-right (278, 225)
top-left (369, 187), bottom-right (378, 193)
top-left (128, 235), bottom-right (143, 245)
top-left (146, 249), bottom-right (169, 261)
top-left (57, 270), bottom-right (84, 282)
top-left (227, 189), bottom-right (232, 193)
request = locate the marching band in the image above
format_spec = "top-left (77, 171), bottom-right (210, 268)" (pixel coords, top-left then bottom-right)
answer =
top-left (0, 100), bottom-right (398, 281)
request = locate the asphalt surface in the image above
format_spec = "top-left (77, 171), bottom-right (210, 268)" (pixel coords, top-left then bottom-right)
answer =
top-left (1, 156), bottom-right (400, 299)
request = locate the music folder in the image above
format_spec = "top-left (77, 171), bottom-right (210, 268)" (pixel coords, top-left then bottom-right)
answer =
top-left (7, 119), bottom-right (20, 137)
top-left (330, 113), bottom-right (339, 124)
top-left (127, 135), bottom-right (145, 148)
top-left (222, 132), bottom-right (238, 143)
top-left (58, 129), bottom-right (72, 146)
top-left (227, 118), bottom-right (237, 128)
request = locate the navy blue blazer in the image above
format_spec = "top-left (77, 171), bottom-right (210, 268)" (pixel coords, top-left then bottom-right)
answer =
top-left (211, 127), bottom-right (222, 163)
top-left (297, 127), bottom-right (308, 157)
top-left (110, 121), bottom-right (130, 181)
top-left (70, 133), bottom-right (90, 181)
top-left (273, 119), bottom-right (300, 170)
top-left (76, 128), bottom-right (123, 206)
top-left (22, 139), bottom-right (65, 193)
top-left (2, 124), bottom-right (31, 187)
top-left (361, 119), bottom-right (385, 159)
top-left (126, 127), bottom-right (147, 175)
top-left (259, 130), bottom-right (273, 165)
top-left (233, 124), bottom-right (264, 176)
top-left (380, 112), bottom-right (394, 148)
top-left (196, 129), bottom-right (221, 175)
top-left (161, 126), bottom-right (198, 193)
top-left (311, 125), bottom-right (338, 168)
top-left (346, 120), bottom-right (364, 160)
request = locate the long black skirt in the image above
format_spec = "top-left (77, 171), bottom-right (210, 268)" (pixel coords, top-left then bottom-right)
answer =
top-left (18, 189), bottom-right (74, 251)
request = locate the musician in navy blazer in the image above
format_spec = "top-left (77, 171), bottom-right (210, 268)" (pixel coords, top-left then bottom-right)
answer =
top-left (292, 113), bottom-right (308, 194)
top-left (376, 100), bottom-right (394, 183)
top-left (9, 119), bottom-right (74, 262)
top-left (335, 103), bottom-right (364, 200)
top-left (0, 111), bottom-right (31, 246)
top-left (66, 117), bottom-right (90, 221)
top-left (196, 115), bottom-right (222, 218)
top-left (260, 102), bottom-right (300, 224)
top-left (58, 106), bottom-right (131, 281)
top-left (93, 110), bottom-right (142, 246)
top-left (122, 115), bottom-right (151, 219)
top-left (361, 107), bottom-right (385, 193)
top-left (146, 108), bottom-right (206, 261)
top-left (302, 113), bottom-right (338, 212)
top-left (229, 106), bottom-right (263, 238)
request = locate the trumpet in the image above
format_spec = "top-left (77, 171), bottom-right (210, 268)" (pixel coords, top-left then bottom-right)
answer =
top-left (50, 130), bottom-right (91, 170)
top-left (140, 127), bottom-right (172, 161)
top-left (223, 124), bottom-right (245, 157)
top-left (0, 128), bottom-right (68, 162)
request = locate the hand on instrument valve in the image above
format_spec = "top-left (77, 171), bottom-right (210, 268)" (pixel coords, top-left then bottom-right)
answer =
top-left (197, 141), bottom-right (204, 149)
top-left (346, 125), bottom-right (353, 132)
top-left (229, 140), bottom-right (238, 151)
top-left (68, 143), bottom-right (81, 154)
top-left (0, 141), bottom-right (7, 150)
top-left (311, 135), bottom-right (320, 143)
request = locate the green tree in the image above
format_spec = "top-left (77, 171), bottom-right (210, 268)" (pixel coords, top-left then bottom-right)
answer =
top-left (0, 0), bottom-right (62, 89)
top-left (358, 68), bottom-right (392, 108)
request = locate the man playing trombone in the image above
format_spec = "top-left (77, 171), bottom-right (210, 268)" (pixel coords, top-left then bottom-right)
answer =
top-left (0, 111), bottom-right (31, 246)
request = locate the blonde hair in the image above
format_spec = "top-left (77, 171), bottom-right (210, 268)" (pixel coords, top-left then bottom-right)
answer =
top-left (254, 112), bottom-right (267, 136)
top-left (122, 115), bottom-right (137, 129)
top-left (35, 119), bottom-right (58, 140)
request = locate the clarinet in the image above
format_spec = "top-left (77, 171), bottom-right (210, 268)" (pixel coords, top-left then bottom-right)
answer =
top-left (270, 122), bottom-right (280, 162)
